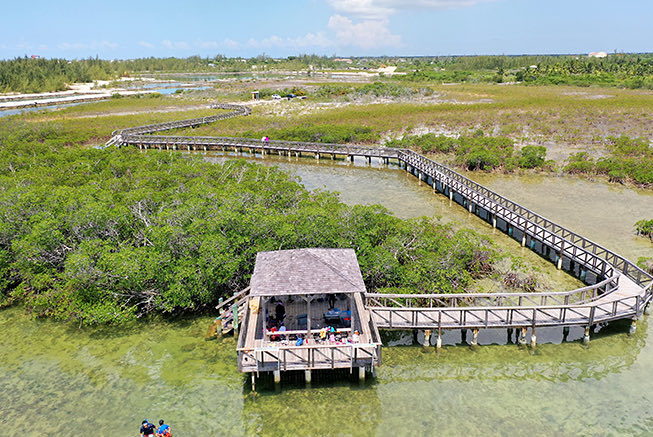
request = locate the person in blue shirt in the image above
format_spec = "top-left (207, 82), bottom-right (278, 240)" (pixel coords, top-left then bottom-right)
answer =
top-left (156, 419), bottom-right (171, 437)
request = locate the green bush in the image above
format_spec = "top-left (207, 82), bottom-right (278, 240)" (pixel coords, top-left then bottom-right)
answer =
top-left (564, 136), bottom-right (653, 185)
top-left (635, 219), bottom-right (653, 238)
top-left (243, 124), bottom-right (377, 144)
top-left (518, 145), bottom-right (547, 168)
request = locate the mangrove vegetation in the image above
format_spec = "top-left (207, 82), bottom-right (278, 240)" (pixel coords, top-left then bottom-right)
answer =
top-left (0, 136), bottom-right (505, 324)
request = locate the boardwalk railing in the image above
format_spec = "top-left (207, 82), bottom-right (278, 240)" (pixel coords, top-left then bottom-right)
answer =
top-left (120, 134), bottom-right (400, 159)
top-left (216, 286), bottom-right (250, 334)
top-left (399, 149), bottom-right (653, 290)
top-left (368, 294), bottom-right (642, 330)
top-left (237, 342), bottom-right (381, 372)
top-left (365, 276), bottom-right (619, 310)
top-left (364, 276), bottom-right (645, 329)
top-left (109, 103), bottom-right (653, 335)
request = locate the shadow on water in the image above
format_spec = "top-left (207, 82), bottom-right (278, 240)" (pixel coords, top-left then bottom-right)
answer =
top-left (244, 368), bottom-right (376, 395)
top-left (380, 317), bottom-right (646, 383)
top-left (240, 369), bottom-right (382, 437)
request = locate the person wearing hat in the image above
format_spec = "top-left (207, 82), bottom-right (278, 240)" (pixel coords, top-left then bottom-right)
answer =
top-left (140, 419), bottom-right (156, 436)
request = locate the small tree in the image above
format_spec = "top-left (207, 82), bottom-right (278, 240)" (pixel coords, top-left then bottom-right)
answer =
top-left (518, 145), bottom-right (546, 168)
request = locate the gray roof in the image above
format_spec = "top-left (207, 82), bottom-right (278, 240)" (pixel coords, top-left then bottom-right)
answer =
top-left (249, 248), bottom-right (366, 297)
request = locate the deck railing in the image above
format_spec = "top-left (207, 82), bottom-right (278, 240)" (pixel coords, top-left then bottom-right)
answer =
top-left (237, 342), bottom-right (380, 372)
top-left (365, 275), bottom-right (619, 310)
top-left (369, 293), bottom-right (642, 330)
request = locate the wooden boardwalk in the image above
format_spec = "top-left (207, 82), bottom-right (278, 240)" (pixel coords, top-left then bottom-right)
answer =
top-left (111, 103), bottom-right (653, 345)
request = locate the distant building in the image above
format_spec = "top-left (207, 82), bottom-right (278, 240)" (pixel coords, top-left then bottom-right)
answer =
top-left (588, 51), bottom-right (608, 58)
top-left (334, 58), bottom-right (353, 64)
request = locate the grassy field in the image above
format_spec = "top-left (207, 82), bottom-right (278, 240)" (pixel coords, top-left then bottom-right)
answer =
top-left (3, 80), bottom-right (651, 184)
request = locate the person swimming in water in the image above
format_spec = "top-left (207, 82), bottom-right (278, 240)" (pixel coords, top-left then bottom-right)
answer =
top-left (140, 419), bottom-right (156, 436)
top-left (156, 419), bottom-right (172, 437)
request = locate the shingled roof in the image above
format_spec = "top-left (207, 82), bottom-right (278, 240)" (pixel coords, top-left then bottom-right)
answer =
top-left (249, 248), bottom-right (366, 296)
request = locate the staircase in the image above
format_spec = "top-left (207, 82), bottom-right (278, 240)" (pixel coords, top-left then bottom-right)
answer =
top-left (215, 286), bottom-right (251, 335)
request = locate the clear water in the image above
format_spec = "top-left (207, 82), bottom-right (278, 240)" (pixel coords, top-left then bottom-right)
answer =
top-left (2, 151), bottom-right (653, 435)
top-left (0, 87), bottom-right (211, 118)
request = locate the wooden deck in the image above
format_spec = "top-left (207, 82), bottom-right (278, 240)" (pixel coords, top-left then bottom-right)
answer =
top-left (237, 292), bottom-right (382, 373)
top-left (116, 103), bottom-right (652, 373)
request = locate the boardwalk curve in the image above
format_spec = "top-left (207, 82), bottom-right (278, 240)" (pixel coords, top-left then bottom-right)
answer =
top-left (107, 103), bottom-right (653, 339)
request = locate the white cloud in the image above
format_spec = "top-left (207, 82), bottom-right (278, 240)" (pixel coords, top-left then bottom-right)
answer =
top-left (327, 0), bottom-right (394, 19)
top-left (328, 14), bottom-right (400, 49)
top-left (139, 41), bottom-right (155, 49)
top-left (57, 40), bottom-right (118, 50)
top-left (325, 0), bottom-right (488, 50)
top-left (197, 39), bottom-right (241, 50)
top-left (328, 0), bottom-right (488, 18)
top-left (222, 38), bottom-right (239, 49)
top-left (247, 32), bottom-right (332, 49)
top-left (162, 40), bottom-right (189, 50)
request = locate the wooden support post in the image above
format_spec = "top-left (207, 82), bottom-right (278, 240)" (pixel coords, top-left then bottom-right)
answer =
top-left (507, 328), bottom-right (513, 343)
top-left (530, 328), bottom-right (537, 348)
top-left (521, 233), bottom-right (527, 247)
top-left (204, 146), bottom-right (207, 151)
top-left (232, 303), bottom-right (239, 335)
top-left (471, 329), bottom-right (479, 346)
top-left (449, 189), bottom-right (454, 201)
top-left (423, 330), bottom-right (431, 347)
top-left (358, 366), bottom-right (366, 381)
top-left (315, 153), bottom-right (320, 160)
top-left (492, 215), bottom-right (497, 228)
top-left (349, 294), bottom-right (356, 333)
top-left (273, 370), bottom-right (281, 385)
top-left (583, 326), bottom-right (590, 344)
top-left (629, 319), bottom-right (637, 335)
top-left (557, 242), bottom-right (564, 270)
top-left (436, 329), bottom-right (442, 350)
top-left (331, 153), bottom-right (335, 160)
top-left (307, 296), bottom-right (312, 340)
top-left (251, 373), bottom-right (256, 392)
top-left (305, 370), bottom-right (312, 384)
top-left (468, 201), bottom-right (474, 213)
top-left (366, 156), bottom-right (371, 164)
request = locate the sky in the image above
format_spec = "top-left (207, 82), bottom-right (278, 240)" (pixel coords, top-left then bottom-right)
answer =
top-left (1, 0), bottom-right (651, 59)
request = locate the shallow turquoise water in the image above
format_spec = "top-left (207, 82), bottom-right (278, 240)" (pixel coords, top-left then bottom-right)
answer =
top-left (2, 306), bottom-right (651, 436)
top-left (2, 152), bottom-right (653, 435)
